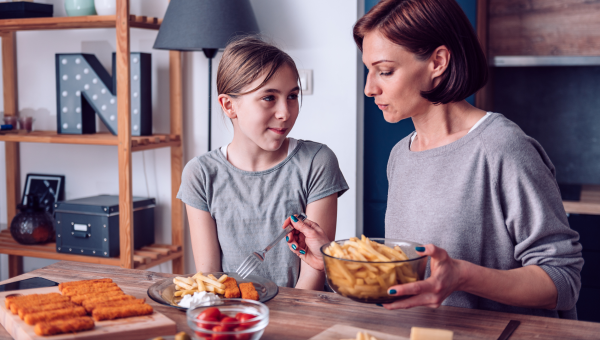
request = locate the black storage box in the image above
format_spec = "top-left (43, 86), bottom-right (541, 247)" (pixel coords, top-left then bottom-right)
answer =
top-left (0, 2), bottom-right (53, 19)
top-left (54, 195), bottom-right (155, 258)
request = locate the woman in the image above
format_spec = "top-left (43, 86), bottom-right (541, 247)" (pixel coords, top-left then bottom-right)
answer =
top-left (284, 0), bottom-right (583, 319)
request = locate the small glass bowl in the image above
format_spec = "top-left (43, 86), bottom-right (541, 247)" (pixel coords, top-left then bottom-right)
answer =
top-left (321, 238), bottom-right (428, 304)
top-left (186, 299), bottom-right (269, 340)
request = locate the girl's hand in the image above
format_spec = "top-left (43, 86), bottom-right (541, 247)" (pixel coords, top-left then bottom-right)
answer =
top-left (282, 215), bottom-right (331, 271)
top-left (383, 244), bottom-right (465, 309)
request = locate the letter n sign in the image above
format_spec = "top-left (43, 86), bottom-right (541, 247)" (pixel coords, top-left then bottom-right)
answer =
top-left (55, 53), bottom-right (152, 136)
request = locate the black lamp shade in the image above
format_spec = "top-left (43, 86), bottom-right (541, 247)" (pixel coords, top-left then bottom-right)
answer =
top-left (153, 0), bottom-right (259, 51)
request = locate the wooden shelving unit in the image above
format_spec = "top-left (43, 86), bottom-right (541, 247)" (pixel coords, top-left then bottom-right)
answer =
top-left (0, 0), bottom-right (185, 277)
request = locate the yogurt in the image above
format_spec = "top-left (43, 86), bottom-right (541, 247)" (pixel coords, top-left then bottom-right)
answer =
top-left (178, 291), bottom-right (221, 308)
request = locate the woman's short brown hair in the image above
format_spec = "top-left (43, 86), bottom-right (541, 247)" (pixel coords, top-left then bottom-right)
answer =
top-left (217, 36), bottom-right (300, 97)
top-left (353, 0), bottom-right (487, 105)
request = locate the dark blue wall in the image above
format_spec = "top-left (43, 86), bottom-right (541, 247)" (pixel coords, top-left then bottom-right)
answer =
top-left (362, 0), bottom-right (478, 237)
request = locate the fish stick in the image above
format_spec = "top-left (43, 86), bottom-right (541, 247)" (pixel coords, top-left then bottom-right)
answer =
top-left (24, 306), bottom-right (87, 325)
top-left (61, 282), bottom-right (119, 295)
top-left (82, 294), bottom-right (136, 309)
top-left (18, 301), bottom-right (77, 320)
top-left (84, 298), bottom-right (146, 313)
top-left (239, 282), bottom-right (259, 301)
top-left (58, 278), bottom-right (112, 292)
top-left (92, 303), bottom-right (153, 321)
top-left (5, 292), bottom-right (63, 309)
top-left (10, 295), bottom-right (70, 314)
top-left (62, 285), bottom-right (121, 297)
top-left (34, 316), bottom-right (95, 336)
top-left (71, 290), bottom-right (125, 305)
top-left (223, 277), bottom-right (241, 298)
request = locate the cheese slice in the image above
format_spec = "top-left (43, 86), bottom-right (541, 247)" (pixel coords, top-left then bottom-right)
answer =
top-left (410, 327), bottom-right (453, 340)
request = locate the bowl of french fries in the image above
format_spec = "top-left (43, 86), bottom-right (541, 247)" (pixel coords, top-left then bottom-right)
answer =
top-left (321, 236), bottom-right (427, 304)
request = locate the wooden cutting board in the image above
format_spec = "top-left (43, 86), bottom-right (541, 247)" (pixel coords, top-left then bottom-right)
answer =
top-left (309, 324), bottom-right (409, 340)
top-left (0, 286), bottom-right (177, 340)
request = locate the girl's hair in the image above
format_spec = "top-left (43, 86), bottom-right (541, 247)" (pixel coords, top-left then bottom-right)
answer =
top-left (353, 0), bottom-right (488, 105)
top-left (217, 36), bottom-right (301, 97)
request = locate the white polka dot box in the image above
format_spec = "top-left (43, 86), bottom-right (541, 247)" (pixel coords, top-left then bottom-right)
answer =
top-left (55, 53), bottom-right (152, 136)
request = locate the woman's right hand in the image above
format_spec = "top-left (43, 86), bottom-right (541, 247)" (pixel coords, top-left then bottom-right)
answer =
top-left (282, 215), bottom-right (331, 271)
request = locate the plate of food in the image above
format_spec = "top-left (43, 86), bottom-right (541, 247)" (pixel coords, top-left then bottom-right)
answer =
top-left (147, 272), bottom-right (278, 310)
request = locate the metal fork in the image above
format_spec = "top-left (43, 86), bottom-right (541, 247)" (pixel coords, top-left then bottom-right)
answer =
top-left (236, 213), bottom-right (307, 279)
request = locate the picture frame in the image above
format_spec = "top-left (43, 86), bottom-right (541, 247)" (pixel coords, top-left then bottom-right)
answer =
top-left (21, 173), bottom-right (65, 213)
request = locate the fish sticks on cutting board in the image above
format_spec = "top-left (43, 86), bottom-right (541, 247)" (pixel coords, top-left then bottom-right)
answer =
top-left (0, 284), bottom-right (176, 339)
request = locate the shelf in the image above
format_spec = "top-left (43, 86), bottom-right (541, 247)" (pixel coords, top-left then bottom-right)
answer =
top-left (0, 131), bottom-right (181, 152)
top-left (493, 56), bottom-right (600, 67)
top-left (563, 185), bottom-right (600, 215)
top-left (0, 15), bottom-right (161, 31)
top-left (0, 229), bottom-right (182, 271)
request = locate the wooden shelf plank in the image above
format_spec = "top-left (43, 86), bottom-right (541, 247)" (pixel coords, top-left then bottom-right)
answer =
top-left (563, 185), bottom-right (600, 215)
top-left (0, 15), bottom-right (160, 31)
top-left (563, 201), bottom-right (600, 215)
top-left (0, 131), bottom-right (181, 152)
top-left (0, 230), bottom-right (182, 269)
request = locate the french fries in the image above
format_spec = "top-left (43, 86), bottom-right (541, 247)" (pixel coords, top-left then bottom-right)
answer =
top-left (324, 235), bottom-right (420, 300)
top-left (172, 273), bottom-right (229, 298)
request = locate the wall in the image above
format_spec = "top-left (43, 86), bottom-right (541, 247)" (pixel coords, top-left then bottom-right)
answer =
top-left (0, 0), bottom-right (361, 280)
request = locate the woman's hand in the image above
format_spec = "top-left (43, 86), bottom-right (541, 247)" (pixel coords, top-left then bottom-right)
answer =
top-left (384, 244), bottom-right (465, 309)
top-left (282, 215), bottom-right (331, 271)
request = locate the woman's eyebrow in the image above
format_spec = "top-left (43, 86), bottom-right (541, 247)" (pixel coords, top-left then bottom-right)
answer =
top-left (372, 59), bottom-right (393, 66)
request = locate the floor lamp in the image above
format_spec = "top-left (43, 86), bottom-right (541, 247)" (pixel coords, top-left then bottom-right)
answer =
top-left (153, 0), bottom-right (259, 151)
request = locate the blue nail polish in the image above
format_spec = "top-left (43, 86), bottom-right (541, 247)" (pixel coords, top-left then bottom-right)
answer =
top-left (376, 304), bottom-right (383, 307)
top-left (415, 246), bottom-right (425, 252)
top-left (388, 289), bottom-right (397, 295)
top-left (292, 244), bottom-right (297, 250)
top-left (299, 250), bottom-right (306, 255)
top-left (286, 236), bottom-right (289, 242)
top-left (290, 215), bottom-right (298, 222)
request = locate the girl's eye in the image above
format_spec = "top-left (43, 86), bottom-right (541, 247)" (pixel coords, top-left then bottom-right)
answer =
top-left (288, 94), bottom-right (299, 100)
top-left (380, 71), bottom-right (393, 76)
top-left (262, 95), bottom-right (275, 102)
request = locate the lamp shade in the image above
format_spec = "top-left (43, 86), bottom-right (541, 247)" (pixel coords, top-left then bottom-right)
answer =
top-left (153, 0), bottom-right (259, 51)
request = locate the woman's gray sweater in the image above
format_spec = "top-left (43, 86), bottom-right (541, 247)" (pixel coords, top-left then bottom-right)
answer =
top-left (385, 112), bottom-right (583, 319)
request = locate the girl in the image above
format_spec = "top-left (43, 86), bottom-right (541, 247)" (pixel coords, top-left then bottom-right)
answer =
top-left (177, 36), bottom-right (348, 290)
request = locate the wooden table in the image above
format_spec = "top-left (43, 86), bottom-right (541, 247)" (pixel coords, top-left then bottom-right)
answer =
top-left (1, 261), bottom-right (599, 339)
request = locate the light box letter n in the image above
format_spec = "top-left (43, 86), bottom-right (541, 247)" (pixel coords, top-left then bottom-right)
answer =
top-left (55, 53), bottom-right (152, 136)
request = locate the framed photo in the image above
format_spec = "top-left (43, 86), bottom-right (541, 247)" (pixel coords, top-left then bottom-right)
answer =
top-left (21, 174), bottom-right (65, 213)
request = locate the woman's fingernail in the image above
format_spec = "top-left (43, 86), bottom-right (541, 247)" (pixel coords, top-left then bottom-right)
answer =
top-left (292, 244), bottom-right (297, 250)
top-left (286, 236), bottom-right (289, 242)
top-left (388, 289), bottom-right (397, 295)
top-left (415, 246), bottom-right (425, 252)
top-left (376, 304), bottom-right (383, 307)
top-left (290, 215), bottom-right (298, 222)
top-left (299, 250), bottom-right (306, 255)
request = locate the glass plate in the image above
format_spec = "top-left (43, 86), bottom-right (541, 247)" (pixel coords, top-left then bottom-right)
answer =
top-left (147, 272), bottom-right (278, 311)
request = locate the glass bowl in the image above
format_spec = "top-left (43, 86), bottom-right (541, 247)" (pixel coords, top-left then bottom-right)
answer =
top-left (321, 238), bottom-right (427, 304)
top-left (186, 299), bottom-right (269, 340)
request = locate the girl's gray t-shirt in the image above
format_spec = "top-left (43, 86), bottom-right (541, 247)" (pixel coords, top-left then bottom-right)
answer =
top-left (177, 140), bottom-right (348, 287)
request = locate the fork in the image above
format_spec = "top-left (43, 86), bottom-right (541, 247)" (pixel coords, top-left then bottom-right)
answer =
top-left (236, 213), bottom-right (307, 279)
